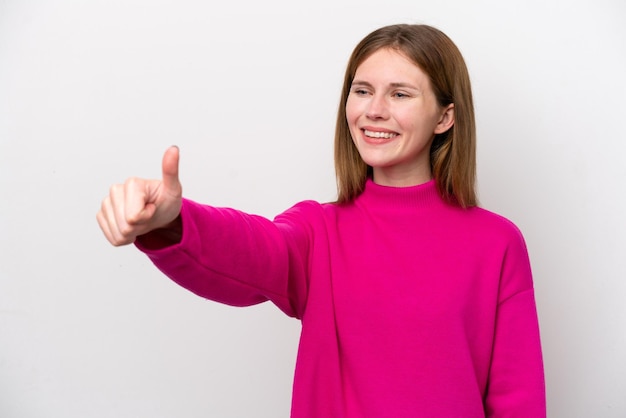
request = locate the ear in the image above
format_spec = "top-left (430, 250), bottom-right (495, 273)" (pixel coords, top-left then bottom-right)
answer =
top-left (434, 103), bottom-right (455, 134)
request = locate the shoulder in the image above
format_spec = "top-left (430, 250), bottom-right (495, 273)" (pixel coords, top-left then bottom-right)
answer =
top-left (272, 199), bottom-right (336, 233)
top-left (467, 207), bottom-right (533, 285)
top-left (442, 205), bottom-right (532, 272)
top-left (468, 208), bottom-right (537, 299)
top-left (274, 199), bottom-right (327, 221)
top-left (463, 206), bottom-right (528, 247)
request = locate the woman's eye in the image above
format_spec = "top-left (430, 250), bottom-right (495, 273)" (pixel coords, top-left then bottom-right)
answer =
top-left (393, 92), bottom-right (409, 98)
top-left (353, 89), bottom-right (369, 96)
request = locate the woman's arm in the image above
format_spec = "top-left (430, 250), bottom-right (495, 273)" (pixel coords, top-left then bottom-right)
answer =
top-left (484, 231), bottom-right (546, 417)
top-left (135, 199), bottom-right (313, 319)
top-left (97, 146), bottom-right (311, 318)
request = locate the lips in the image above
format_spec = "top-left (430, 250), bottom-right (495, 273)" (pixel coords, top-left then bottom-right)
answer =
top-left (362, 128), bottom-right (398, 144)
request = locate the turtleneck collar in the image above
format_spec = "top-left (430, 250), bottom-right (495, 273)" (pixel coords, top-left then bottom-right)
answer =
top-left (355, 178), bottom-right (445, 212)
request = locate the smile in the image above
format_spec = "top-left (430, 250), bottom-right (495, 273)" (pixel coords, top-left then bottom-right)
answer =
top-left (363, 129), bottom-right (398, 139)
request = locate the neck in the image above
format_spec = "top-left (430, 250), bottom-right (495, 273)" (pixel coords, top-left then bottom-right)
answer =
top-left (372, 166), bottom-right (433, 187)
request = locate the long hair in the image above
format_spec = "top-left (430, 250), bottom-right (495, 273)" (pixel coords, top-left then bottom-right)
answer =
top-left (334, 24), bottom-right (477, 208)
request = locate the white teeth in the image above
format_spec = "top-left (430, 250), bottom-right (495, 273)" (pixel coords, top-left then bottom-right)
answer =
top-left (364, 129), bottom-right (397, 139)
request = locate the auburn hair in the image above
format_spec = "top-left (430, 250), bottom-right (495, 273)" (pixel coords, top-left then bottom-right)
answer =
top-left (334, 24), bottom-right (477, 208)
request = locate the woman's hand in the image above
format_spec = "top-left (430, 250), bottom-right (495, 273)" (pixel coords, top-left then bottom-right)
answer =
top-left (97, 146), bottom-right (183, 246)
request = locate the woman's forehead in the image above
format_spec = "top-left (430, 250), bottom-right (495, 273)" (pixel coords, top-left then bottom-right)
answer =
top-left (353, 48), bottom-right (428, 85)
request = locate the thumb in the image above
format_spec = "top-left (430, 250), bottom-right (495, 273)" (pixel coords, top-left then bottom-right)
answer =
top-left (161, 145), bottom-right (181, 195)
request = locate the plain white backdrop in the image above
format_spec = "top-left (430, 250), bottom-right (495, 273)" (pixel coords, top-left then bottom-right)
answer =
top-left (1, 0), bottom-right (625, 417)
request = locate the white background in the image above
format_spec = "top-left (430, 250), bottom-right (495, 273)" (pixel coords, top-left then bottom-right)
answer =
top-left (1, 0), bottom-right (625, 417)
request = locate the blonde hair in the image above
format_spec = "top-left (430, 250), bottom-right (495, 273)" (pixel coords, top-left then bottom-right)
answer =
top-left (334, 24), bottom-right (477, 208)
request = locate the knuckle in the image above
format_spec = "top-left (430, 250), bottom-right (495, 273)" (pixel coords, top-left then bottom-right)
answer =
top-left (118, 223), bottom-right (136, 238)
top-left (126, 207), bottom-right (148, 226)
top-left (112, 238), bottom-right (131, 247)
top-left (109, 183), bottom-right (123, 196)
top-left (100, 196), bottom-right (110, 211)
top-left (126, 213), bottom-right (141, 225)
top-left (125, 176), bottom-right (143, 190)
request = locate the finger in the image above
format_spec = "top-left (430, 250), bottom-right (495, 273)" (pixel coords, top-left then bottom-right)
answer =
top-left (107, 187), bottom-right (135, 244)
top-left (99, 195), bottom-right (133, 246)
top-left (96, 201), bottom-right (115, 244)
top-left (161, 146), bottom-right (181, 196)
top-left (122, 177), bottom-right (154, 225)
top-left (109, 183), bottom-right (142, 243)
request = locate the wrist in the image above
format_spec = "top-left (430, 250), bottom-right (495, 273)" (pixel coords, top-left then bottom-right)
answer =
top-left (136, 215), bottom-right (183, 249)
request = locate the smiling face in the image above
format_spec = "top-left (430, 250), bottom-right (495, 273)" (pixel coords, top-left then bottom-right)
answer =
top-left (345, 47), bottom-right (454, 187)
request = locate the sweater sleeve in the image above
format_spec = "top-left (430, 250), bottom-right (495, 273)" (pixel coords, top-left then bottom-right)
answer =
top-left (135, 198), bottom-right (313, 319)
top-left (484, 228), bottom-right (546, 417)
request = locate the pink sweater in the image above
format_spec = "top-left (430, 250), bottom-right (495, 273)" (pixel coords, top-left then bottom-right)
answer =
top-left (137, 179), bottom-right (546, 417)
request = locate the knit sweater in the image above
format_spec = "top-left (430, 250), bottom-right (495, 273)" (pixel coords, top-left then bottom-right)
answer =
top-left (137, 179), bottom-right (546, 418)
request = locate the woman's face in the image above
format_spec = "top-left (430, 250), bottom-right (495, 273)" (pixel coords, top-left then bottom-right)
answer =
top-left (346, 48), bottom-right (454, 187)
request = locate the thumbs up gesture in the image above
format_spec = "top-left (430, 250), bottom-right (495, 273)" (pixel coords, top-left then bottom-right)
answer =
top-left (97, 146), bottom-right (183, 246)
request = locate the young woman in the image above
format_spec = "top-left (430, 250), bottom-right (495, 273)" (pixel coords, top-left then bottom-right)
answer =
top-left (97, 24), bottom-right (546, 417)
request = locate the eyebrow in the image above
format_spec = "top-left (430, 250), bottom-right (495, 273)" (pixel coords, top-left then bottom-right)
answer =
top-left (351, 80), bottom-right (420, 90)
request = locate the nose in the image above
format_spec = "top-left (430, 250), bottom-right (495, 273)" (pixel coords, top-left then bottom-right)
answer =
top-left (365, 94), bottom-right (389, 120)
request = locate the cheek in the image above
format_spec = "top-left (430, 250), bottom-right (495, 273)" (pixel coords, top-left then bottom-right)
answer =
top-left (343, 100), bottom-right (356, 140)
top-left (345, 96), bottom-right (364, 126)
top-left (345, 101), bottom-right (356, 125)
top-left (397, 109), bottom-right (432, 134)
